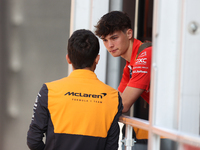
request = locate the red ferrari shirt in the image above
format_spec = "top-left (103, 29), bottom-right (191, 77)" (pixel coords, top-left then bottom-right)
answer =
top-left (118, 39), bottom-right (152, 104)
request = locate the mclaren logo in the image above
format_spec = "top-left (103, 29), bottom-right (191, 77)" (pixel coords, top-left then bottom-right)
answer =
top-left (64, 92), bottom-right (107, 99)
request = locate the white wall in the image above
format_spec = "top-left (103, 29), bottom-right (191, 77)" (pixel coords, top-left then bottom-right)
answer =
top-left (69, 0), bottom-right (109, 83)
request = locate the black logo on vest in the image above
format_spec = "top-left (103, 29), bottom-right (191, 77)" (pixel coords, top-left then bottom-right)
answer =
top-left (64, 92), bottom-right (107, 99)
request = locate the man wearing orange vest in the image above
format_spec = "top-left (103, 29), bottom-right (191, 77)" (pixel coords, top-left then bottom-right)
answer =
top-left (27, 29), bottom-right (123, 150)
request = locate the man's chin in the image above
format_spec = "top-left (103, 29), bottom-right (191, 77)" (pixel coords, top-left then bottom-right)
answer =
top-left (111, 54), bottom-right (120, 57)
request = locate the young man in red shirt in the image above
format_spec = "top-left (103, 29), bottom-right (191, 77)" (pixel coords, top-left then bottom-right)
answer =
top-left (95, 11), bottom-right (152, 113)
top-left (95, 11), bottom-right (152, 146)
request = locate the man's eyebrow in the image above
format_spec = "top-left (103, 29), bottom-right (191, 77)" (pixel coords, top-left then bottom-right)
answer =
top-left (101, 34), bottom-right (117, 40)
top-left (110, 34), bottom-right (117, 37)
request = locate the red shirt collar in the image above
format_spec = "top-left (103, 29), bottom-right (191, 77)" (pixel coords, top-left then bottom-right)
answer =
top-left (127, 38), bottom-right (142, 66)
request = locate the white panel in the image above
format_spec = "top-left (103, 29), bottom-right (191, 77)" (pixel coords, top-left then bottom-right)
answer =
top-left (150, 0), bottom-right (200, 149)
top-left (91, 0), bottom-right (109, 30)
top-left (152, 0), bottom-right (182, 129)
top-left (91, 0), bottom-right (109, 83)
top-left (68, 0), bottom-right (92, 75)
top-left (73, 0), bottom-right (91, 30)
top-left (179, 0), bottom-right (200, 135)
top-left (70, 0), bottom-right (109, 83)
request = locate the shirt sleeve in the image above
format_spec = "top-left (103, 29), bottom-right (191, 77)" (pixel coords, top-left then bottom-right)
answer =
top-left (128, 47), bottom-right (152, 91)
top-left (118, 62), bottom-right (130, 93)
top-left (27, 84), bottom-right (49, 150)
top-left (105, 93), bottom-right (123, 150)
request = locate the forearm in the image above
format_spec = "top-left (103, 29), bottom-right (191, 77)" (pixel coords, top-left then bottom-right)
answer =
top-left (121, 86), bottom-right (144, 113)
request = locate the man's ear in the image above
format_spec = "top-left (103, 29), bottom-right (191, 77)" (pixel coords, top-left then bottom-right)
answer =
top-left (95, 55), bottom-right (100, 64)
top-left (126, 29), bottom-right (133, 39)
top-left (66, 54), bottom-right (72, 64)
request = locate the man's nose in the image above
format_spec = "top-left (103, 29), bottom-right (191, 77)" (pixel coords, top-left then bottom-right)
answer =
top-left (108, 40), bottom-right (114, 47)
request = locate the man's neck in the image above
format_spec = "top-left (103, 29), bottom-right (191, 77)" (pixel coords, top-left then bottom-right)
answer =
top-left (72, 66), bottom-right (95, 72)
top-left (121, 38), bottom-right (134, 62)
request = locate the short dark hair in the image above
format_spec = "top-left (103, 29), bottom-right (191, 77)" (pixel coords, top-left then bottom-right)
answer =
top-left (94, 11), bottom-right (132, 38)
top-left (67, 29), bottom-right (99, 69)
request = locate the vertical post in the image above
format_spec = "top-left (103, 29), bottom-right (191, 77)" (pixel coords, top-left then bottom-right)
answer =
top-left (106, 0), bottom-right (122, 89)
top-left (125, 124), bottom-right (133, 150)
top-left (0, 0), bottom-right (7, 149)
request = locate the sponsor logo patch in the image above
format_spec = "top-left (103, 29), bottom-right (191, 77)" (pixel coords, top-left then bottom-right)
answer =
top-left (135, 58), bottom-right (147, 65)
top-left (64, 92), bottom-right (107, 99)
top-left (138, 51), bottom-right (147, 57)
top-left (132, 70), bottom-right (148, 74)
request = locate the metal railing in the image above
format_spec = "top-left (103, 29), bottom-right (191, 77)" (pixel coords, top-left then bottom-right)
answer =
top-left (119, 115), bottom-right (149, 150)
top-left (119, 115), bottom-right (200, 150)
